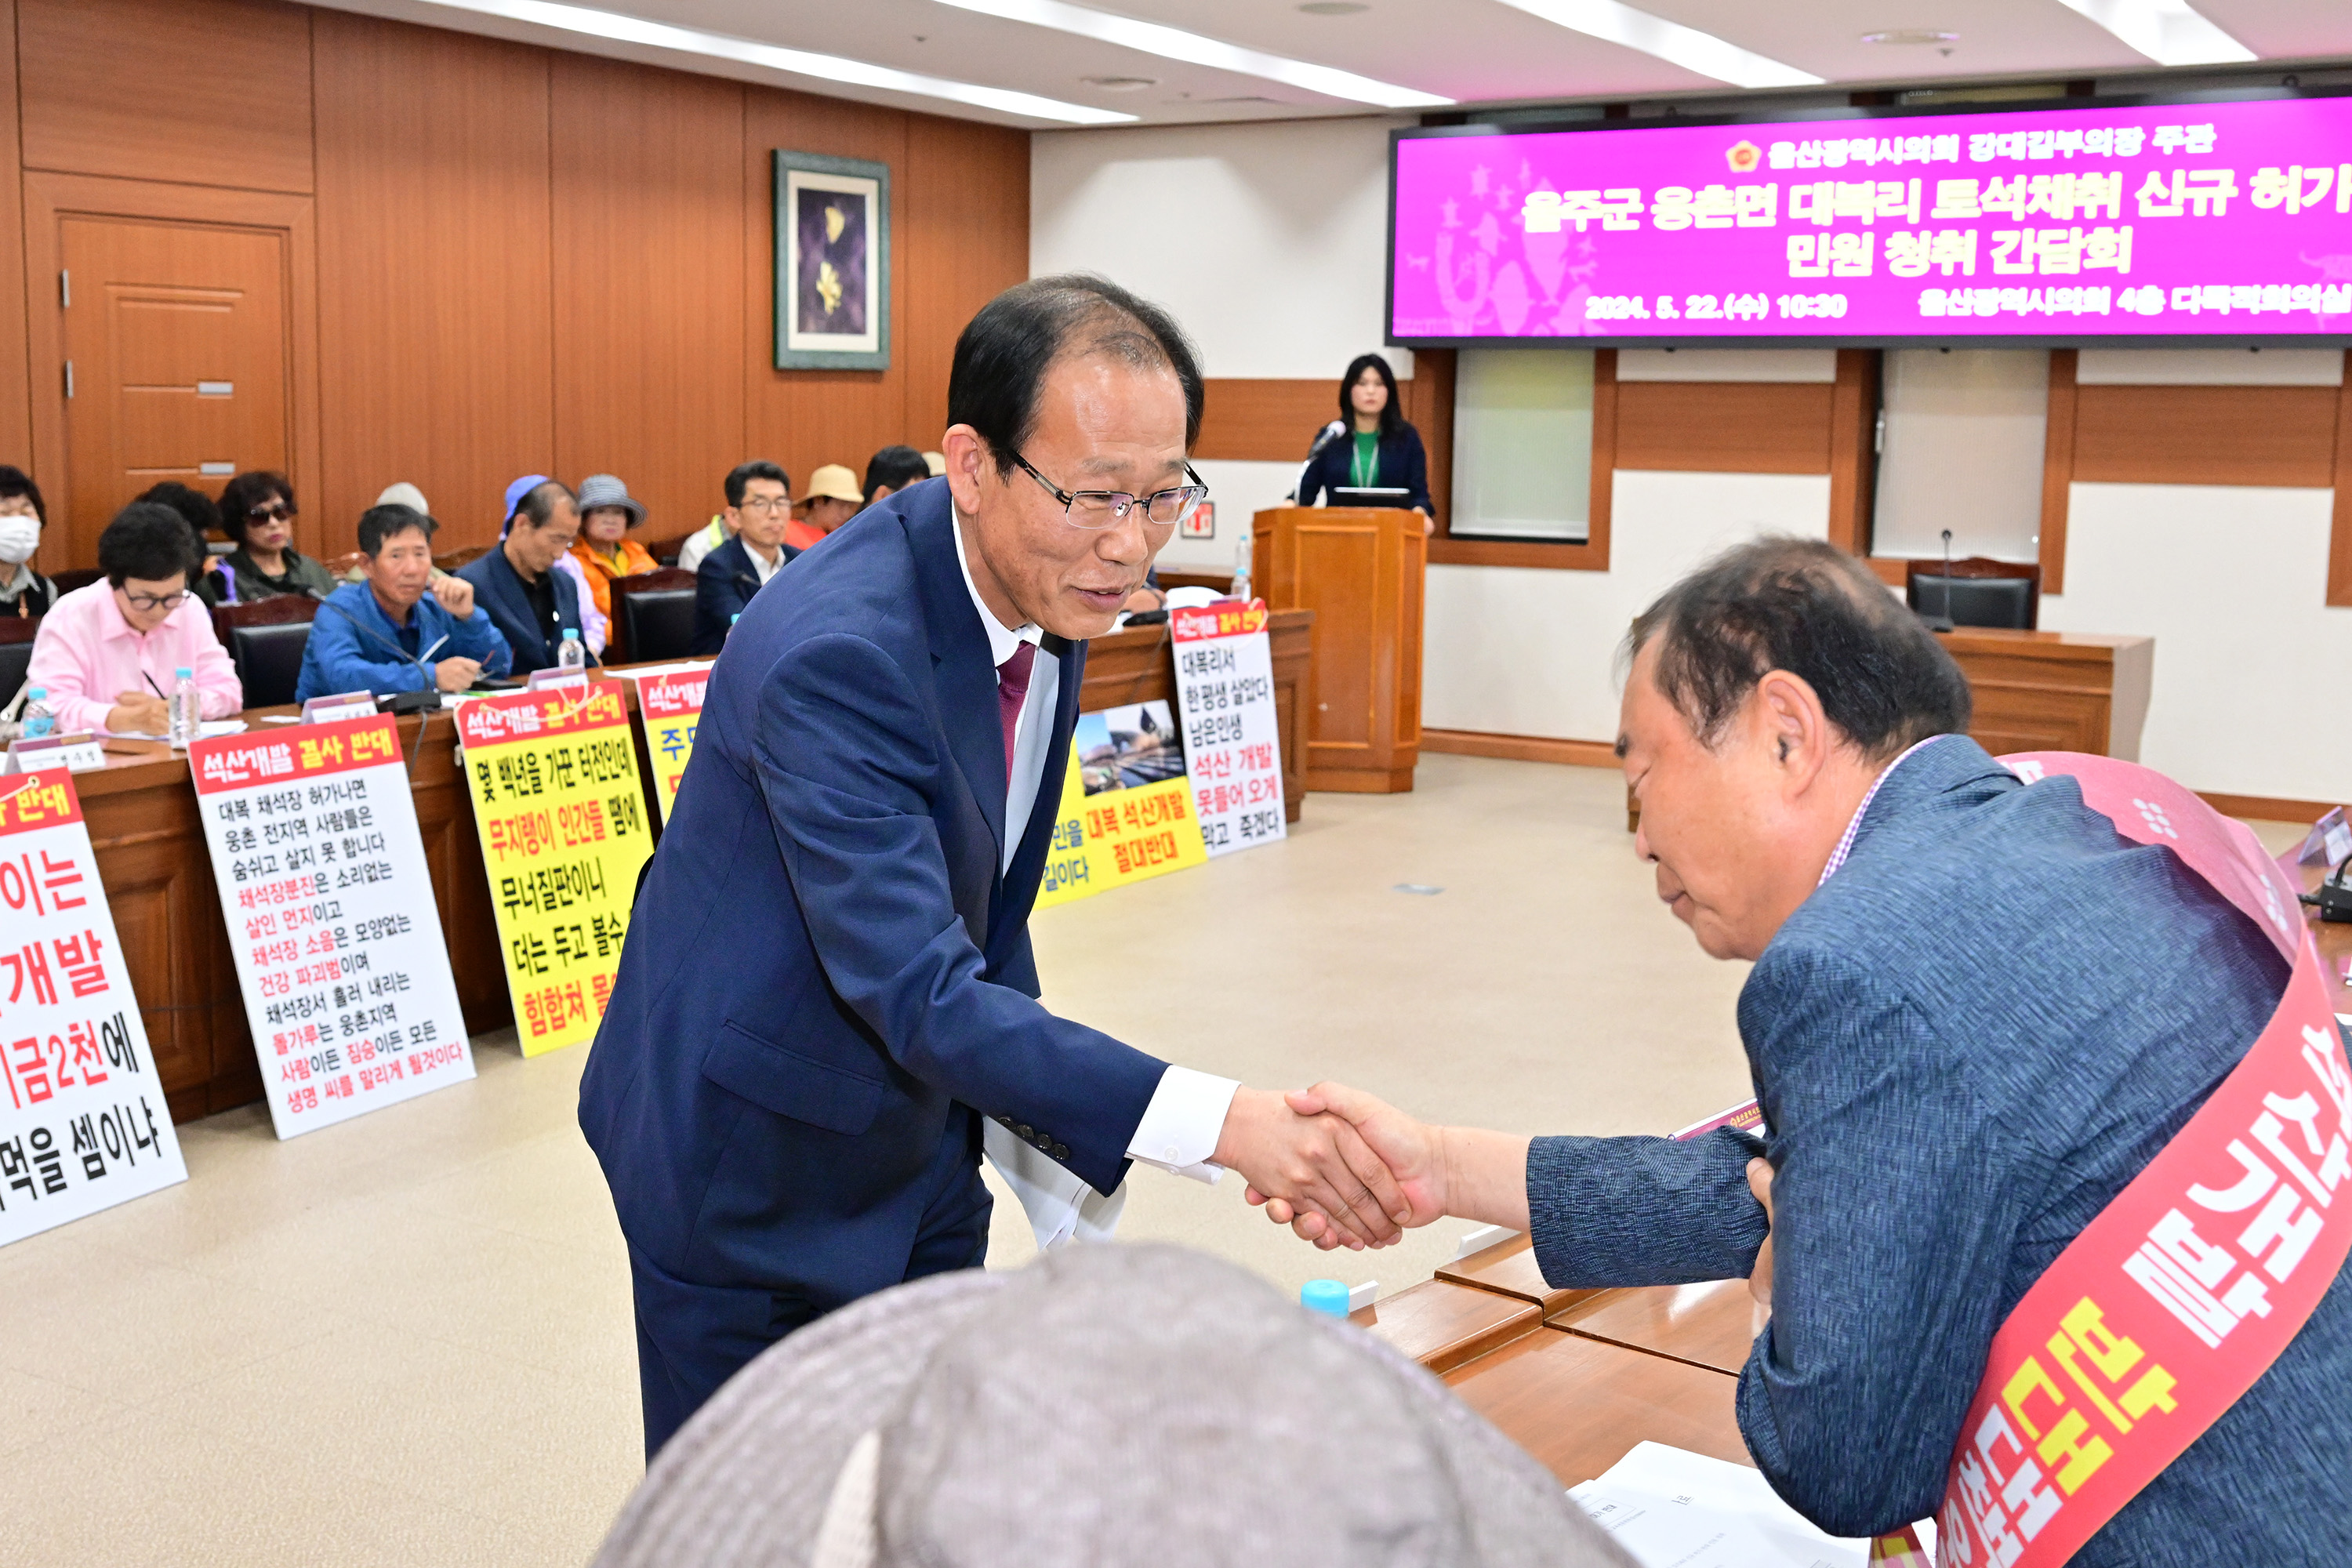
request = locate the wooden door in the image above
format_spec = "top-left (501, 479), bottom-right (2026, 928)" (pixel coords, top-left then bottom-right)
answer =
top-left (59, 216), bottom-right (290, 565)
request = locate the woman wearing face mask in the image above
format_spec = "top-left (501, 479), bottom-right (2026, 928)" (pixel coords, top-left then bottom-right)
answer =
top-left (201, 470), bottom-right (339, 604)
top-left (0, 466), bottom-right (58, 619)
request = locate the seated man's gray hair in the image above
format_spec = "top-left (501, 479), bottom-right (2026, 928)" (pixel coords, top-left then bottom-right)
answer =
top-left (1624, 535), bottom-right (1972, 761)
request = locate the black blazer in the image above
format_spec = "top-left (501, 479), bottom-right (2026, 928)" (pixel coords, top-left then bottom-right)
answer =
top-left (456, 544), bottom-right (592, 676)
top-left (691, 534), bottom-right (797, 656)
top-left (1298, 421), bottom-right (1432, 515)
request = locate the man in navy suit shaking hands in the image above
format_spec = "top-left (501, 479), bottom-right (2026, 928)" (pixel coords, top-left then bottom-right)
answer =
top-left (579, 275), bottom-right (1411, 1458)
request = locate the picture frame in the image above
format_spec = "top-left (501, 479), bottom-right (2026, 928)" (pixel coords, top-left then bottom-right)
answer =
top-left (773, 150), bottom-right (891, 371)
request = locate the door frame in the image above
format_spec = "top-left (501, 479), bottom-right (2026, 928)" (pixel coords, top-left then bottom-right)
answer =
top-left (24, 172), bottom-right (321, 566)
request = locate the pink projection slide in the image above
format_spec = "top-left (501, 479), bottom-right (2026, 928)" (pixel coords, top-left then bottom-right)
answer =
top-left (1390, 96), bottom-right (2352, 343)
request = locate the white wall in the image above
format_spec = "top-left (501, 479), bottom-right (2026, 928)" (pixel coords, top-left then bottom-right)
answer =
top-left (2042, 484), bottom-right (2352, 803)
top-left (1424, 471), bottom-right (1831, 740)
top-left (1872, 349), bottom-right (2049, 563)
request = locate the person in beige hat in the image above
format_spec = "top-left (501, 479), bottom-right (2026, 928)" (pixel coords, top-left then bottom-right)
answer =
top-left (592, 1243), bottom-right (1634, 1568)
top-left (786, 463), bottom-right (864, 551)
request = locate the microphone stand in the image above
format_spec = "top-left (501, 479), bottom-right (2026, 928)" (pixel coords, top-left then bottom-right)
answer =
top-left (1922, 528), bottom-right (1957, 633)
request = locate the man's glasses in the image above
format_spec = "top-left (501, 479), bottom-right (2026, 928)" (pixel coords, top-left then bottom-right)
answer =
top-left (735, 497), bottom-right (788, 516)
top-left (1011, 452), bottom-right (1207, 530)
top-left (248, 502), bottom-right (296, 522)
top-left (121, 589), bottom-right (187, 613)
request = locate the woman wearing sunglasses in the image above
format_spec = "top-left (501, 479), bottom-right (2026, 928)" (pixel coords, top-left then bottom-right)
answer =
top-left (201, 470), bottom-right (339, 604)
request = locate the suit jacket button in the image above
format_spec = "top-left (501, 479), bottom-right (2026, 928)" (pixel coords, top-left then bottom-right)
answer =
top-left (1015, 1123), bottom-right (1033, 1139)
top-left (1052, 1142), bottom-right (1070, 1160)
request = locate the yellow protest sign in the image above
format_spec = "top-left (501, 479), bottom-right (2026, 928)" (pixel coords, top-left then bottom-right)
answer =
top-left (1036, 699), bottom-right (1207, 908)
top-left (629, 665), bottom-right (710, 825)
top-left (457, 681), bottom-right (653, 1055)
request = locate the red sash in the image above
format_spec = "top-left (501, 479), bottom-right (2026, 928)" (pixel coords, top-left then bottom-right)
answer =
top-left (1929, 753), bottom-right (2352, 1566)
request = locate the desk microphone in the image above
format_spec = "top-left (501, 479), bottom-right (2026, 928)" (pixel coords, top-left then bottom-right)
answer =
top-left (1922, 528), bottom-right (1957, 633)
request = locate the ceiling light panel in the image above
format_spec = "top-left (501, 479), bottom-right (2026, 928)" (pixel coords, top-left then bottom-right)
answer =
top-left (2047, 0), bottom-right (2257, 66)
top-left (408, 0), bottom-right (1138, 122)
top-left (1489, 0), bottom-right (1824, 89)
top-left (931, 0), bottom-right (1453, 108)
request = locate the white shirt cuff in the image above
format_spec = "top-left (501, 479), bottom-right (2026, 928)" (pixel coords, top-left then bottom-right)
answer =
top-left (1125, 1065), bottom-right (1240, 1185)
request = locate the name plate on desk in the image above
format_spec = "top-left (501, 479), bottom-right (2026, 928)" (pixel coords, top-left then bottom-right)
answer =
top-left (525, 669), bottom-right (589, 693)
top-left (6, 733), bottom-right (107, 775)
top-left (300, 691), bottom-right (376, 724)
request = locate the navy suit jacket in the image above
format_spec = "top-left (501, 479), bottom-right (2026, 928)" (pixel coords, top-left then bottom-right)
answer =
top-left (1297, 421), bottom-right (1432, 514)
top-left (579, 481), bottom-right (1167, 1301)
top-left (690, 534), bottom-right (794, 657)
top-left (456, 544), bottom-right (590, 676)
top-left (1525, 736), bottom-right (2348, 1563)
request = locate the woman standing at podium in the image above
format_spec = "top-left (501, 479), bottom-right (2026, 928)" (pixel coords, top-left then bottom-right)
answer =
top-left (1296, 354), bottom-right (1433, 532)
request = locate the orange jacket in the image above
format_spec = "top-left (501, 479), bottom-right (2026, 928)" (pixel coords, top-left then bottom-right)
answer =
top-left (568, 535), bottom-right (659, 619)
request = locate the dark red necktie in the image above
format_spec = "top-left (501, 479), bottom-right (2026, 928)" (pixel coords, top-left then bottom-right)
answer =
top-left (996, 641), bottom-right (1036, 776)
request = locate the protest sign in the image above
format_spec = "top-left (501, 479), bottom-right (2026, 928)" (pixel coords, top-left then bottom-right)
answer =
top-left (457, 680), bottom-right (653, 1055)
top-left (191, 715), bottom-right (474, 1138)
top-left (1036, 699), bottom-right (1208, 908)
top-left (630, 665), bottom-right (711, 825)
top-left (0, 770), bottom-right (186, 1246)
top-left (1171, 600), bottom-right (1287, 856)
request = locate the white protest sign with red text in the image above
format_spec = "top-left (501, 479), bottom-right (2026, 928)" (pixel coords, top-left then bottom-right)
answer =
top-left (191, 715), bottom-right (474, 1139)
top-left (1171, 600), bottom-right (1286, 857)
top-left (0, 770), bottom-right (186, 1247)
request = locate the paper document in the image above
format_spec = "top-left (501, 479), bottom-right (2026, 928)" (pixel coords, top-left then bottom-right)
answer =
top-left (1569, 1443), bottom-right (1877, 1568)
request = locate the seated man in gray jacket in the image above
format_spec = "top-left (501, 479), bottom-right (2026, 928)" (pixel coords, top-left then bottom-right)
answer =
top-left (1259, 537), bottom-right (2349, 1566)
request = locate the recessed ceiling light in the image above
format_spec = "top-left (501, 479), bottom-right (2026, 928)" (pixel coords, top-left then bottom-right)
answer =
top-left (932, 0), bottom-right (1450, 108)
top-left (1082, 74), bottom-right (1159, 90)
top-left (1491, 0), bottom-right (1823, 89)
top-left (405, 0), bottom-right (1136, 124)
top-left (1861, 28), bottom-right (1959, 45)
top-left (1298, 2), bottom-right (1371, 14)
top-left (2048, 0), bottom-right (2254, 67)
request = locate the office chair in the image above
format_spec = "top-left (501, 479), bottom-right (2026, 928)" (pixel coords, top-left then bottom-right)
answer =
top-left (0, 616), bottom-right (36, 710)
top-left (212, 596), bottom-right (320, 710)
top-left (1906, 557), bottom-right (2040, 630)
top-left (610, 569), bottom-right (699, 664)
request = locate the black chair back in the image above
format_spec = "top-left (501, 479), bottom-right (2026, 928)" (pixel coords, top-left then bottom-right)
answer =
top-left (230, 621), bottom-right (314, 708)
top-left (617, 586), bottom-right (698, 665)
top-left (1907, 573), bottom-right (2036, 630)
top-left (0, 639), bottom-right (31, 710)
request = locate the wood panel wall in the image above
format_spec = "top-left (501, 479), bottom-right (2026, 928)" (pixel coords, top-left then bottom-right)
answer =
top-left (1, 0), bottom-right (1032, 562)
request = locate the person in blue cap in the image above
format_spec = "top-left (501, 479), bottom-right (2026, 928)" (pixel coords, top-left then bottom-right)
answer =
top-left (458, 475), bottom-right (593, 676)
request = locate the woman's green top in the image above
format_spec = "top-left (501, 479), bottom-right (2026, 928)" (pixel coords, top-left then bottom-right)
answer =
top-left (1349, 429), bottom-right (1381, 489)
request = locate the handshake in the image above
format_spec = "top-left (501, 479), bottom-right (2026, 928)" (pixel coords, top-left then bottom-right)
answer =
top-left (1213, 1082), bottom-right (1506, 1252)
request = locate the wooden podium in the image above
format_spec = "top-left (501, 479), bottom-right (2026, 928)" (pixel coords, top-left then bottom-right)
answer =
top-left (1252, 506), bottom-right (1425, 793)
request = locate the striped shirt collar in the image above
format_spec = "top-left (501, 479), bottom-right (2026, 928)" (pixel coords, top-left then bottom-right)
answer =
top-left (1817, 735), bottom-right (1951, 887)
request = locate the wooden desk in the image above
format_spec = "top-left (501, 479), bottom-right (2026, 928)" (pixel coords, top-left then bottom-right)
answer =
top-left (1551, 1279), bottom-right (1762, 1377)
top-left (1350, 1277), bottom-right (1540, 1375)
top-left (2296, 858), bottom-right (2352, 1014)
top-left (1443, 1324), bottom-right (1749, 1488)
top-left (1937, 627), bottom-right (2152, 761)
top-left (1435, 1230), bottom-right (1604, 1318)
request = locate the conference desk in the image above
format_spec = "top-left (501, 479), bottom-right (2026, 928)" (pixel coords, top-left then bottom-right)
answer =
top-left (96, 613), bottom-right (1317, 1123)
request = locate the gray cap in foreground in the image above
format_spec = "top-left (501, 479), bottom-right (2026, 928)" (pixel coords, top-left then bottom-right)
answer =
top-left (593, 1243), bottom-right (1633, 1568)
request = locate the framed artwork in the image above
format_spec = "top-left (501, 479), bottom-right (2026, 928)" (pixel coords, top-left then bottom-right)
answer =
top-left (774, 150), bottom-right (890, 371)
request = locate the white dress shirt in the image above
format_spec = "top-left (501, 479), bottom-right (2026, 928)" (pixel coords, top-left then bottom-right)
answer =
top-left (742, 539), bottom-right (785, 586)
top-left (953, 510), bottom-right (1237, 1248)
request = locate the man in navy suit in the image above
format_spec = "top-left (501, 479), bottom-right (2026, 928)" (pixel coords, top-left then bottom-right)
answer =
top-left (1264, 539), bottom-right (2350, 1564)
top-left (458, 476), bottom-right (590, 675)
top-left (689, 461), bottom-right (796, 656)
top-left (579, 276), bottom-right (1411, 1459)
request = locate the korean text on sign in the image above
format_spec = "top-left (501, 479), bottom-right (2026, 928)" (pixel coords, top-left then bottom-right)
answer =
top-left (191, 715), bottom-right (474, 1138)
top-left (0, 769), bottom-right (186, 1248)
top-left (1036, 696), bottom-right (1209, 909)
top-left (630, 665), bottom-right (710, 825)
top-left (459, 681), bottom-right (653, 1055)
top-left (1171, 600), bottom-right (1287, 858)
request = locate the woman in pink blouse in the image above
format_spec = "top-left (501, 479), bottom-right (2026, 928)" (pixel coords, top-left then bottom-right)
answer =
top-left (26, 502), bottom-right (242, 735)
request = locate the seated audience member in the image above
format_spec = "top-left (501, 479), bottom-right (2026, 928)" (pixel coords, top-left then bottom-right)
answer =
top-left (296, 504), bottom-right (510, 702)
top-left (459, 477), bottom-right (590, 676)
top-left (590, 1244), bottom-right (1619, 1568)
top-left (688, 463), bottom-right (793, 655)
top-left (202, 470), bottom-right (338, 604)
top-left (135, 480), bottom-right (231, 597)
top-left (569, 473), bottom-right (658, 622)
top-left (782, 464), bottom-right (862, 552)
top-left (676, 461), bottom-right (785, 574)
top-left (0, 466), bottom-right (59, 619)
top-left (27, 502), bottom-right (241, 735)
top-left (861, 444), bottom-right (931, 508)
top-left (1261, 537), bottom-right (2352, 1564)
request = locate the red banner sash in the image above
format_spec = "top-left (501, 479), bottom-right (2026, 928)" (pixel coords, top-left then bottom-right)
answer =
top-left (1931, 753), bottom-right (2351, 1566)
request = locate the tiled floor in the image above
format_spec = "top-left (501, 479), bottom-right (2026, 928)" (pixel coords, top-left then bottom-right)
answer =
top-left (0, 754), bottom-right (2300, 1565)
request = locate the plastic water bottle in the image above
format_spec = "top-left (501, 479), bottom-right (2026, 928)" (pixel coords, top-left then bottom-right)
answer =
top-left (168, 667), bottom-right (199, 749)
top-left (20, 687), bottom-right (51, 740)
top-left (557, 627), bottom-right (586, 675)
top-left (1230, 534), bottom-right (1254, 604)
top-left (1301, 1279), bottom-right (1350, 1319)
